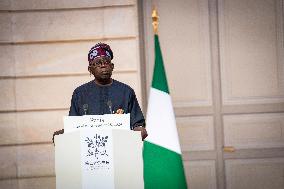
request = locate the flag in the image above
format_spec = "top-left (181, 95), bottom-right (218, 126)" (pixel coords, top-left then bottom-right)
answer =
top-left (143, 34), bottom-right (187, 189)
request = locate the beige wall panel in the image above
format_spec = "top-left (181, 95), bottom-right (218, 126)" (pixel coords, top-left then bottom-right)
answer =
top-left (18, 177), bottom-right (55, 189)
top-left (0, 13), bottom-right (12, 42)
top-left (0, 179), bottom-right (18, 189)
top-left (12, 10), bottom-right (102, 42)
top-left (104, 6), bottom-right (137, 37)
top-left (185, 160), bottom-right (217, 189)
top-left (16, 73), bottom-right (140, 110)
top-left (219, 0), bottom-right (284, 105)
top-left (11, 0), bottom-right (103, 10)
top-left (224, 113), bottom-right (284, 149)
top-left (0, 146), bottom-right (17, 179)
top-left (177, 116), bottom-right (214, 151)
top-left (12, 7), bottom-right (137, 42)
top-left (148, 0), bottom-right (212, 107)
top-left (15, 76), bottom-right (90, 110)
top-left (225, 158), bottom-right (284, 189)
top-left (17, 144), bottom-right (54, 177)
top-left (0, 113), bottom-right (17, 145)
top-left (7, 0), bottom-right (135, 10)
top-left (14, 39), bottom-right (138, 76)
top-left (0, 111), bottom-right (68, 145)
top-left (104, 0), bottom-right (135, 6)
top-left (0, 45), bottom-right (15, 77)
top-left (17, 110), bottom-right (68, 144)
top-left (0, 79), bottom-right (16, 111)
top-left (0, 1), bottom-right (11, 10)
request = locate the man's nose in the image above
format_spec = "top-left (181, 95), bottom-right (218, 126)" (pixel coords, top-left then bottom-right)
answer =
top-left (100, 63), bottom-right (107, 67)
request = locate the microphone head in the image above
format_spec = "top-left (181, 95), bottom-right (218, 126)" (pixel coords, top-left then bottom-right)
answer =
top-left (83, 104), bottom-right (88, 111)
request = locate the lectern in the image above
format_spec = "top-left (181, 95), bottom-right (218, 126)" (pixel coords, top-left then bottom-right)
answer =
top-left (54, 114), bottom-right (144, 189)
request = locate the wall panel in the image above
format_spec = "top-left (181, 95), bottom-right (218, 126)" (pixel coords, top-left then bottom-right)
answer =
top-left (18, 177), bottom-right (55, 189)
top-left (0, 13), bottom-right (12, 42)
top-left (185, 160), bottom-right (217, 189)
top-left (104, 7), bottom-right (138, 37)
top-left (17, 110), bottom-right (68, 144)
top-left (224, 113), bottom-right (284, 149)
top-left (0, 79), bottom-right (16, 111)
top-left (17, 144), bottom-right (54, 177)
top-left (13, 10), bottom-right (104, 42)
top-left (0, 179), bottom-right (18, 189)
top-left (149, 0), bottom-right (212, 107)
top-left (0, 0), bottom-right (11, 10)
top-left (219, 0), bottom-right (284, 105)
top-left (15, 76), bottom-right (89, 110)
top-left (225, 158), bottom-right (284, 189)
top-left (1, 0), bottom-right (135, 10)
top-left (177, 116), bottom-right (214, 151)
top-left (0, 146), bottom-right (17, 179)
top-left (0, 113), bottom-right (17, 145)
top-left (0, 110), bottom-right (67, 145)
top-left (11, 7), bottom-right (137, 43)
top-left (0, 45), bottom-right (15, 76)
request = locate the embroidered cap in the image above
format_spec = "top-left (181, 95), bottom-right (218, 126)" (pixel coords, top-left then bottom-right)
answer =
top-left (88, 43), bottom-right (113, 64)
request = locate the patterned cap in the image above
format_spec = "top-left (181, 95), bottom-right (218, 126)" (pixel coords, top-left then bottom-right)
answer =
top-left (88, 43), bottom-right (113, 64)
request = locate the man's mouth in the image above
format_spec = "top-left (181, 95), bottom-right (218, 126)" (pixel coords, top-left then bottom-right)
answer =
top-left (101, 71), bottom-right (111, 77)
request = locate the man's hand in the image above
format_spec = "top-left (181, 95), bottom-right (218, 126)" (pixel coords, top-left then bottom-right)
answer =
top-left (52, 129), bottom-right (64, 144)
top-left (133, 126), bottom-right (148, 141)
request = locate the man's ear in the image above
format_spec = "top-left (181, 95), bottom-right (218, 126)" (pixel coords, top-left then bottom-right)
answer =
top-left (111, 63), bottom-right (114, 70)
top-left (88, 66), bottom-right (92, 76)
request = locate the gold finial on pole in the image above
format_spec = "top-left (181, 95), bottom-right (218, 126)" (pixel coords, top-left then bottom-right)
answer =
top-left (152, 7), bottom-right (159, 34)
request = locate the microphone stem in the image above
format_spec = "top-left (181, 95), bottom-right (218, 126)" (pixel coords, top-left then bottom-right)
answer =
top-left (109, 106), bottom-right (112, 114)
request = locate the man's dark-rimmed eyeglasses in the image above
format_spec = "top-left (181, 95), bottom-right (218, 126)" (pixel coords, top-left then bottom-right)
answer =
top-left (90, 59), bottom-right (112, 67)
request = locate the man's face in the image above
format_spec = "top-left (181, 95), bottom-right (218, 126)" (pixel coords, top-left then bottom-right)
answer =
top-left (89, 56), bottom-right (114, 82)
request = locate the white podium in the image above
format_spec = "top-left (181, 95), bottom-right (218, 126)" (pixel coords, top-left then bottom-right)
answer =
top-left (54, 115), bottom-right (144, 189)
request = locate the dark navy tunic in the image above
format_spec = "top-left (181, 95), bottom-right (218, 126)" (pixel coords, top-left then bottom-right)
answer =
top-left (68, 79), bottom-right (145, 129)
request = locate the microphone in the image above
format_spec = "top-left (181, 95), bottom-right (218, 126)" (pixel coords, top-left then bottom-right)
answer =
top-left (107, 100), bottom-right (112, 114)
top-left (83, 104), bottom-right (88, 115)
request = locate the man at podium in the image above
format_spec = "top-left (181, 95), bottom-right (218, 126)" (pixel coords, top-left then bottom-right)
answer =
top-left (53, 43), bottom-right (148, 141)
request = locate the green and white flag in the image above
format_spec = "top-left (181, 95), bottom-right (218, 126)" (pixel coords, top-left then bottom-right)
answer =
top-left (143, 34), bottom-right (187, 189)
